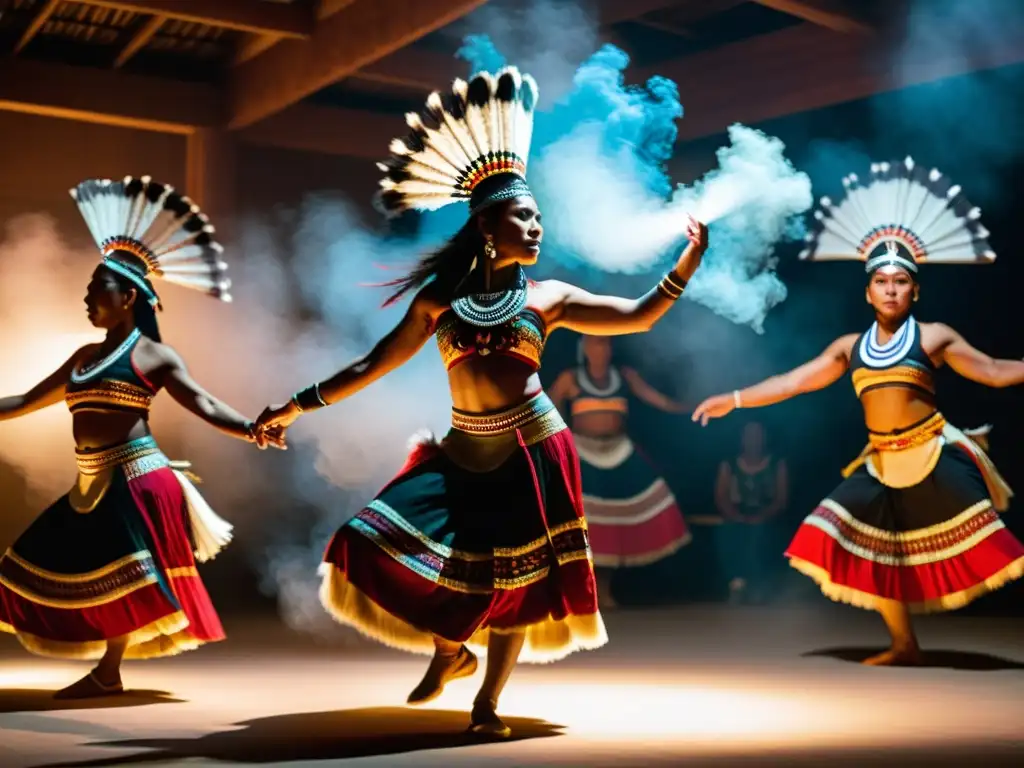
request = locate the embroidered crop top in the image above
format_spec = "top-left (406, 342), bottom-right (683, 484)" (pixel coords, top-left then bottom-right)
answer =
top-left (570, 366), bottom-right (629, 417)
top-left (850, 316), bottom-right (936, 399)
top-left (435, 307), bottom-right (547, 371)
top-left (65, 328), bottom-right (157, 416)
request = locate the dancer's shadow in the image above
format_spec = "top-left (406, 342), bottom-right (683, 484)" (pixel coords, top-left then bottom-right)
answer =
top-left (0, 688), bottom-right (182, 714)
top-left (33, 706), bottom-right (565, 767)
top-left (803, 647), bottom-right (1024, 670)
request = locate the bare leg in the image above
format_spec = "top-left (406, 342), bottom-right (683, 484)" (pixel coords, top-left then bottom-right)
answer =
top-left (863, 599), bottom-right (922, 666)
top-left (54, 637), bottom-right (129, 699)
top-left (470, 630), bottom-right (525, 738)
top-left (406, 635), bottom-right (478, 705)
top-left (596, 569), bottom-right (618, 609)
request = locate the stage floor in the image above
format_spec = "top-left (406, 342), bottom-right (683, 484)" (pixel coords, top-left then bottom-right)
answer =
top-left (2, 604), bottom-right (1023, 767)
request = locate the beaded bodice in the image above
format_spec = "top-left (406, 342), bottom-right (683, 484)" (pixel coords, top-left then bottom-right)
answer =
top-left (850, 316), bottom-right (935, 400)
top-left (65, 329), bottom-right (156, 416)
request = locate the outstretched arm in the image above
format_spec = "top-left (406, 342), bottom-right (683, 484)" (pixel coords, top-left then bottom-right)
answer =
top-left (692, 334), bottom-right (856, 425)
top-left (622, 367), bottom-right (689, 413)
top-left (0, 348), bottom-right (83, 422)
top-left (157, 346), bottom-right (277, 446)
top-left (934, 324), bottom-right (1024, 388)
top-left (546, 217), bottom-right (707, 336)
top-left (258, 289), bottom-right (440, 431)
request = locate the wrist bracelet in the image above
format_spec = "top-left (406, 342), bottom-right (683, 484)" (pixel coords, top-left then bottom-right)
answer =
top-left (657, 271), bottom-right (687, 301)
top-left (733, 390), bottom-right (742, 408)
top-left (293, 382), bottom-right (329, 412)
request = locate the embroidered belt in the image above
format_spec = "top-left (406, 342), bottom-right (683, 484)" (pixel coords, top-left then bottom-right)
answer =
top-left (451, 392), bottom-right (565, 446)
top-left (75, 435), bottom-right (169, 479)
top-left (867, 411), bottom-right (946, 452)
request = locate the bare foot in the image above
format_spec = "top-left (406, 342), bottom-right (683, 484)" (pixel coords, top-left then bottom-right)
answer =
top-left (54, 670), bottom-right (124, 700)
top-left (469, 699), bottom-right (512, 738)
top-left (406, 645), bottom-right (478, 705)
top-left (862, 646), bottom-right (922, 667)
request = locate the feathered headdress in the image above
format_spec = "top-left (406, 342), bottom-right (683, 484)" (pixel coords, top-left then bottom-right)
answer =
top-left (799, 157), bottom-right (995, 277)
top-left (375, 66), bottom-right (539, 219)
top-left (70, 176), bottom-right (231, 310)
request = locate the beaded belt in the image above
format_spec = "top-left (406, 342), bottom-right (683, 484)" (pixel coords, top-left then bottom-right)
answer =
top-left (450, 392), bottom-right (565, 446)
top-left (75, 435), bottom-right (169, 479)
top-left (868, 411), bottom-right (946, 452)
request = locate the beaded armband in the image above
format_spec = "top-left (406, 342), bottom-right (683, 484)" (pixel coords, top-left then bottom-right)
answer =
top-left (657, 271), bottom-right (687, 301)
top-left (292, 383), bottom-right (329, 412)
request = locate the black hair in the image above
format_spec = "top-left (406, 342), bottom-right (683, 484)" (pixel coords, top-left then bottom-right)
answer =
top-left (101, 256), bottom-right (163, 342)
top-left (381, 205), bottom-right (502, 307)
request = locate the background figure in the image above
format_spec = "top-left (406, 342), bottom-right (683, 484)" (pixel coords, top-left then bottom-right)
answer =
top-left (714, 421), bottom-right (788, 604)
top-left (550, 335), bottom-right (690, 608)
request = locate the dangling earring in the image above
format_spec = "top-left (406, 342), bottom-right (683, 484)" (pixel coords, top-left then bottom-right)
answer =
top-left (484, 236), bottom-right (496, 260)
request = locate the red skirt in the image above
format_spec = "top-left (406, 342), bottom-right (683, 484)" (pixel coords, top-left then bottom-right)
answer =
top-left (576, 434), bottom-right (691, 567)
top-left (786, 428), bottom-right (1024, 613)
top-left (0, 436), bottom-right (227, 659)
top-left (319, 393), bottom-right (607, 663)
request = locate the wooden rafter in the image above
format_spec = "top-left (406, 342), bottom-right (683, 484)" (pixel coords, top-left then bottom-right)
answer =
top-left (599, 0), bottom-right (688, 26)
top-left (0, 57), bottom-right (220, 134)
top-left (232, 0), bottom-right (359, 68)
top-left (751, 0), bottom-right (873, 33)
top-left (13, 0), bottom-right (61, 55)
top-left (227, 0), bottom-right (489, 130)
top-left (72, 0), bottom-right (313, 38)
top-left (113, 14), bottom-right (165, 68)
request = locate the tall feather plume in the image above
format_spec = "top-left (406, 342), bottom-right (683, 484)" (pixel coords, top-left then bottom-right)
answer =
top-left (800, 156), bottom-right (996, 266)
top-left (70, 176), bottom-right (232, 303)
top-left (373, 65), bottom-right (540, 218)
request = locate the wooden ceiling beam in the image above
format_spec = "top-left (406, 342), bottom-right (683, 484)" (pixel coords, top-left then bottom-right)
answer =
top-left (231, 0), bottom-right (359, 68)
top-left (598, 0), bottom-right (690, 26)
top-left (0, 57), bottom-right (220, 134)
top-left (237, 103), bottom-right (397, 160)
top-left (227, 0), bottom-right (488, 129)
top-left (113, 14), bottom-right (165, 68)
top-left (751, 0), bottom-right (873, 34)
top-left (73, 0), bottom-right (313, 38)
top-left (13, 0), bottom-right (61, 55)
top-left (635, 18), bottom-right (1024, 142)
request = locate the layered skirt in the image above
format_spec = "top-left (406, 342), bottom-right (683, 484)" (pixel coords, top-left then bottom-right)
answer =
top-left (0, 436), bottom-right (232, 659)
top-left (319, 392), bottom-right (607, 663)
top-left (786, 413), bottom-right (1024, 612)
top-left (575, 433), bottom-right (690, 568)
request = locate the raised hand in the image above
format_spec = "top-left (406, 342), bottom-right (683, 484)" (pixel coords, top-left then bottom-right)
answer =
top-left (676, 215), bottom-right (709, 283)
top-left (691, 392), bottom-right (736, 427)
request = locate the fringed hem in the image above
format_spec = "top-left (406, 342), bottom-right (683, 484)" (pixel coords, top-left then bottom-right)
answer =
top-left (318, 563), bottom-right (608, 664)
top-left (0, 610), bottom-right (216, 660)
top-left (592, 531), bottom-right (692, 569)
top-left (173, 469), bottom-right (232, 563)
top-left (787, 554), bottom-right (1024, 614)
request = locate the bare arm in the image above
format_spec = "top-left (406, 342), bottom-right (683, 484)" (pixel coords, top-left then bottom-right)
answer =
top-left (622, 367), bottom-right (689, 413)
top-left (714, 462), bottom-right (741, 520)
top-left (257, 289), bottom-right (440, 430)
top-left (0, 348), bottom-right (84, 422)
top-left (546, 220), bottom-right (707, 336)
top-left (692, 334), bottom-right (856, 425)
top-left (157, 346), bottom-right (257, 441)
top-left (548, 369), bottom-right (577, 417)
top-left (933, 324), bottom-right (1024, 388)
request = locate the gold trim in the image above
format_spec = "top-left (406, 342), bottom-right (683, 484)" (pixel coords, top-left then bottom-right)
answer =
top-left (451, 393), bottom-right (559, 438)
top-left (66, 380), bottom-right (153, 412)
top-left (867, 412), bottom-right (945, 452)
top-left (853, 365), bottom-right (936, 398)
top-left (3, 550), bottom-right (149, 583)
top-left (76, 436), bottom-right (161, 474)
top-left (0, 571), bottom-right (158, 609)
top-left (819, 498), bottom-right (993, 542)
top-left (788, 554), bottom-right (1024, 614)
top-left (0, 610), bottom-right (215, 660)
top-left (318, 563), bottom-right (608, 664)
